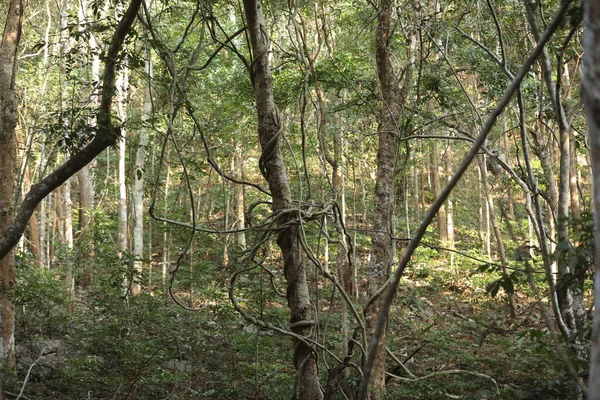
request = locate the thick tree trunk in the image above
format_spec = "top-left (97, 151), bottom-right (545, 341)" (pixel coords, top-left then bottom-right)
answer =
top-left (242, 1), bottom-right (322, 398)
top-left (0, 0), bottom-right (24, 375)
top-left (365, 1), bottom-right (403, 396)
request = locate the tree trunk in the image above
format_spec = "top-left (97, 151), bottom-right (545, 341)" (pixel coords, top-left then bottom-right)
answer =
top-left (117, 66), bottom-right (129, 257)
top-left (364, 0), bottom-right (404, 396)
top-left (132, 49), bottom-right (152, 296)
top-left (233, 139), bottom-right (246, 248)
top-left (430, 141), bottom-right (447, 245)
top-left (242, 1), bottom-right (322, 398)
top-left (61, 179), bottom-right (75, 295)
top-left (77, 0), bottom-right (99, 290)
top-left (77, 165), bottom-right (94, 289)
top-left (0, 0), bottom-right (24, 375)
top-left (478, 155), bottom-right (517, 318)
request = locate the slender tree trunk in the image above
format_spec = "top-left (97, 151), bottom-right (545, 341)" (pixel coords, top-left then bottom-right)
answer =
top-left (243, 1), bottom-right (322, 398)
top-left (162, 161), bottom-right (171, 288)
top-left (445, 145), bottom-right (455, 270)
top-left (570, 134), bottom-right (581, 232)
top-left (0, 0), bottom-right (24, 377)
top-left (233, 139), bottom-right (246, 248)
top-left (61, 179), bottom-right (75, 295)
top-left (117, 67), bottom-right (128, 256)
top-left (478, 155), bottom-right (517, 318)
top-left (77, 0), bottom-right (98, 290)
top-left (430, 141), bottom-right (448, 245)
top-left (132, 48), bottom-right (152, 296)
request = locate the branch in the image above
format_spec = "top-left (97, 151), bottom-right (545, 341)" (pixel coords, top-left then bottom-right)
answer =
top-left (0, 0), bottom-right (142, 261)
top-left (357, 1), bottom-right (572, 398)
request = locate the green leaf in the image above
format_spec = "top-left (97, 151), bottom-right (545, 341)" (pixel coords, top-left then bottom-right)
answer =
top-left (485, 280), bottom-right (500, 297)
top-left (500, 277), bottom-right (514, 295)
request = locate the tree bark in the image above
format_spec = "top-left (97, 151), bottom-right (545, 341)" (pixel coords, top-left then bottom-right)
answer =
top-left (364, 0), bottom-right (407, 396)
top-left (242, 1), bottom-right (322, 398)
top-left (0, 0), bottom-right (24, 373)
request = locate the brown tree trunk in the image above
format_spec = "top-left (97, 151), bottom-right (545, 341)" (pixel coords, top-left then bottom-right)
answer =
top-left (242, 1), bottom-right (322, 398)
top-left (430, 141), bottom-right (448, 245)
top-left (0, 0), bottom-right (24, 375)
top-left (365, 0), bottom-right (410, 396)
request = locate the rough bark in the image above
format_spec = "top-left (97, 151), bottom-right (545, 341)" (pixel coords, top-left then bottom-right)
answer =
top-left (0, 0), bottom-right (24, 373)
top-left (364, 0), bottom-right (405, 396)
top-left (242, 1), bottom-right (322, 398)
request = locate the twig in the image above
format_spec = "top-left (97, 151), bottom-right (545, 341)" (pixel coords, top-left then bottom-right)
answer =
top-left (386, 368), bottom-right (499, 395)
top-left (16, 347), bottom-right (50, 400)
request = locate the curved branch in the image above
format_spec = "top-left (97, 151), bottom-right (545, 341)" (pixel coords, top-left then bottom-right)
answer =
top-left (357, 2), bottom-right (572, 398)
top-left (0, 0), bottom-right (142, 261)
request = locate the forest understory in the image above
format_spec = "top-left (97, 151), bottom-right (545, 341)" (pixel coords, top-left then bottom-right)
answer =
top-left (1, 0), bottom-right (599, 399)
top-left (8, 247), bottom-right (589, 399)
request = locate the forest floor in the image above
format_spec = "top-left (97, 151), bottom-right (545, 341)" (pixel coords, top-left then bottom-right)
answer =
top-left (8, 256), bottom-right (579, 400)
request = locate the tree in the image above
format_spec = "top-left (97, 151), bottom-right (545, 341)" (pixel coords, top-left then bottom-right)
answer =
top-left (363, 0), bottom-right (415, 395)
top-left (242, 1), bottom-right (323, 398)
top-left (0, 0), bottom-right (25, 374)
top-left (0, 1), bottom-right (141, 393)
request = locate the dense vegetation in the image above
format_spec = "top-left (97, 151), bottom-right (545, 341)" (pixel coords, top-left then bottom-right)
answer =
top-left (0, 0), bottom-right (598, 398)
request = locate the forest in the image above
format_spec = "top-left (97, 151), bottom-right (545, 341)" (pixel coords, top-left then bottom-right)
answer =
top-left (2, 0), bottom-right (600, 399)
